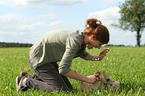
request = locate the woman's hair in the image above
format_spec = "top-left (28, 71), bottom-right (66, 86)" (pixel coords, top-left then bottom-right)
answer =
top-left (84, 18), bottom-right (109, 44)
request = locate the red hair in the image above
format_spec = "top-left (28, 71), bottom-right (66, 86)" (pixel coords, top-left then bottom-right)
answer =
top-left (84, 18), bottom-right (109, 44)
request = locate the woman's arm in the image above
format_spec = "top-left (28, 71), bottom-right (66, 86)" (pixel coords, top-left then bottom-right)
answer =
top-left (64, 70), bottom-right (96, 83)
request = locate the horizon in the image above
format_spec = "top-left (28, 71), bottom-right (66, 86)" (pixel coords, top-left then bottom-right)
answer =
top-left (1, 41), bottom-right (144, 47)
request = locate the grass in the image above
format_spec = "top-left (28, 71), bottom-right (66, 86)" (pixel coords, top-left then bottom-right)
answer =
top-left (0, 47), bottom-right (145, 96)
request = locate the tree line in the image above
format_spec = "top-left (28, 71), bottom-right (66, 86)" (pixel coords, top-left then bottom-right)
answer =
top-left (0, 42), bottom-right (33, 47)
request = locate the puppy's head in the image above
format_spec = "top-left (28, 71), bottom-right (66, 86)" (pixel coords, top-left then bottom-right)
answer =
top-left (103, 70), bottom-right (120, 90)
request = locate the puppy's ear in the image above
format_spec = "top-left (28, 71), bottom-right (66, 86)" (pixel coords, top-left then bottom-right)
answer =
top-left (103, 70), bottom-right (108, 79)
top-left (95, 71), bottom-right (101, 77)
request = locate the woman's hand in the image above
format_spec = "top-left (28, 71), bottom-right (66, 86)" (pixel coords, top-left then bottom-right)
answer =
top-left (95, 48), bottom-right (109, 61)
top-left (85, 75), bottom-right (96, 83)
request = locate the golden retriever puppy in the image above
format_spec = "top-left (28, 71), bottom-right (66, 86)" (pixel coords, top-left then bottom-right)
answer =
top-left (80, 70), bottom-right (120, 92)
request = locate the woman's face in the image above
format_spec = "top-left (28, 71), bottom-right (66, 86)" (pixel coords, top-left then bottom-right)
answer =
top-left (87, 38), bottom-right (103, 49)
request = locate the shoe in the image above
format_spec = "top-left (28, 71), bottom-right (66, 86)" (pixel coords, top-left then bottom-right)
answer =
top-left (20, 71), bottom-right (32, 78)
top-left (20, 71), bottom-right (28, 77)
top-left (16, 76), bottom-right (28, 92)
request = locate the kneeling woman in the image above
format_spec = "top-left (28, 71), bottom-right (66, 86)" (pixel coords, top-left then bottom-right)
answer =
top-left (16, 18), bottom-right (110, 92)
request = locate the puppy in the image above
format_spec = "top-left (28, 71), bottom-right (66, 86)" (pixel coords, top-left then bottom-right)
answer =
top-left (80, 70), bottom-right (120, 92)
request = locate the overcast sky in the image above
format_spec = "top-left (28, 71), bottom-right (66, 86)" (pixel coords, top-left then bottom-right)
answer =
top-left (0, 0), bottom-right (144, 46)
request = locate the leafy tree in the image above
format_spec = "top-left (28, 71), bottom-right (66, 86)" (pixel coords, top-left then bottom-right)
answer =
top-left (116, 0), bottom-right (145, 46)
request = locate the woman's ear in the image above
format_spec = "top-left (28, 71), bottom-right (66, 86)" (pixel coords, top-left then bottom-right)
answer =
top-left (90, 35), bottom-right (94, 40)
top-left (91, 35), bottom-right (97, 41)
top-left (88, 36), bottom-right (94, 43)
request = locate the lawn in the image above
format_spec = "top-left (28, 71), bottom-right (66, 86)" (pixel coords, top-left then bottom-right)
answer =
top-left (0, 47), bottom-right (145, 96)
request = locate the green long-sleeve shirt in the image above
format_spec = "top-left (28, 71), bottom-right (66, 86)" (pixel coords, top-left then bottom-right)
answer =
top-left (29, 30), bottom-right (88, 75)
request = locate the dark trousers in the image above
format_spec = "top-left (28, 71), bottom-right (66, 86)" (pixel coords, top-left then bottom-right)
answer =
top-left (26, 61), bottom-right (73, 92)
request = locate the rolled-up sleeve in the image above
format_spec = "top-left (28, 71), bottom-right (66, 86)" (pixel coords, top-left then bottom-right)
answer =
top-left (78, 49), bottom-right (89, 59)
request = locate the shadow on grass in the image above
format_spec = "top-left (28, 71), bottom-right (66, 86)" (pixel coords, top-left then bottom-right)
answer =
top-left (16, 82), bottom-right (145, 95)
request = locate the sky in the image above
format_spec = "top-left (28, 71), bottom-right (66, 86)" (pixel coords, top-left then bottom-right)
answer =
top-left (0, 0), bottom-right (145, 46)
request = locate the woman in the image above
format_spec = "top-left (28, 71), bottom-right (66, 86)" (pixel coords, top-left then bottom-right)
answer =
top-left (16, 18), bottom-right (110, 92)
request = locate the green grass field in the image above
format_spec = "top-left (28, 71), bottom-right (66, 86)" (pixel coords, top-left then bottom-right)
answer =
top-left (0, 47), bottom-right (145, 96)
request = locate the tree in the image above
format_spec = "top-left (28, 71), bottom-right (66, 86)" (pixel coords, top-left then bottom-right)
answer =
top-left (116, 0), bottom-right (145, 46)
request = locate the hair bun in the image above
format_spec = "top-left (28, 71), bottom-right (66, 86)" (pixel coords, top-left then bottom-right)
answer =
top-left (85, 18), bottom-right (102, 28)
